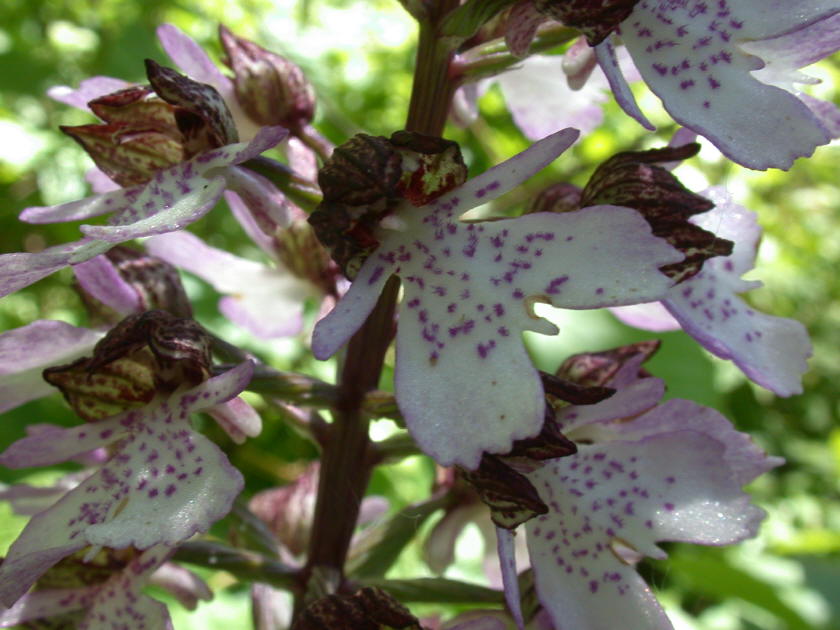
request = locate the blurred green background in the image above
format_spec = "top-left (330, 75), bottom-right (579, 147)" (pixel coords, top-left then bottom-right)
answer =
top-left (1, 1), bottom-right (839, 628)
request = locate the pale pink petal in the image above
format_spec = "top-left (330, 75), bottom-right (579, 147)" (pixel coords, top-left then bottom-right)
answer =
top-left (609, 302), bottom-right (681, 332)
top-left (224, 165), bottom-right (294, 230)
top-left (150, 562), bottom-right (213, 611)
top-left (145, 230), bottom-right (310, 338)
top-left (497, 55), bottom-right (608, 139)
top-left (47, 76), bottom-right (131, 113)
top-left (0, 320), bottom-right (102, 413)
top-left (207, 396), bottom-right (263, 444)
top-left (0, 238), bottom-right (112, 297)
top-left (85, 167), bottom-right (121, 194)
top-left (225, 189), bottom-right (278, 256)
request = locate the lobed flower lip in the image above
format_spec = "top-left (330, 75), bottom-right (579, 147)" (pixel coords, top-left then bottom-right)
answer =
top-left (312, 128), bottom-right (684, 468)
top-left (493, 354), bottom-right (782, 630)
top-left (612, 188), bottom-right (812, 397)
top-left (597, 1), bottom-right (840, 169)
top-left (0, 361), bottom-right (253, 606)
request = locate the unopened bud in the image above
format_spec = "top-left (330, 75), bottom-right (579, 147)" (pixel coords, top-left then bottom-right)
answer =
top-left (145, 58), bottom-right (239, 152)
top-left (75, 246), bottom-right (192, 324)
top-left (533, 0), bottom-right (641, 45)
top-left (527, 182), bottom-right (582, 214)
top-left (275, 220), bottom-right (337, 295)
top-left (220, 25), bottom-right (316, 130)
top-left (557, 340), bottom-right (660, 387)
top-left (309, 132), bottom-right (466, 277)
top-left (61, 85), bottom-right (184, 186)
top-left (581, 143), bottom-right (733, 283)
top-left (461, 454), bottom-right (548, 529)
top-left (44, 311), bottom-right (212, 420)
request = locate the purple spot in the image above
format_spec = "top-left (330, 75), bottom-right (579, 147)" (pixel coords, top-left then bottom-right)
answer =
top-left (368, 266), bottom-right (384, 285)
top-left (664, 502), bottom-right (675, 511)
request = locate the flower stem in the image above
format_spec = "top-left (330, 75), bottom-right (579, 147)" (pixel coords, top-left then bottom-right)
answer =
top-left (301, 0), bottom-right (460, 605)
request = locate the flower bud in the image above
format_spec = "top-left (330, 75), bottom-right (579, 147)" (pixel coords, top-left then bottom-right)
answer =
top-left (220, 25), bottom-right (316, 130)
top-left (275, 219), bottom-right (338, 296)
top-left (44, 310), bottom-right (212, 420)
top-left (145, 59), bottom-right (239, 151)
top-left (556, 340), bottom-right (660, 387)
top-left (533, 0), bottom-right (641, 45)
top-left (581, 143), bottom-right (733, 282)
top-left (61, 85), bottom-right (184, 186)
top-left (309, 131), bottom-right (466, 277)
top-left (526, 182), bottom-right (582, 214)
top-left (75, 246), bottom-right (193, 325)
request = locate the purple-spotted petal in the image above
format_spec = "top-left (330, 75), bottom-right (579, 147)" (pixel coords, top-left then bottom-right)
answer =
top-left (620, 1), bottom-right (840, 169)
top-left (0, 587), bottom-right (95, 626)
top-left (0, 362), bottom-right (252, 605)
top-left (81, 175), bottom-right (227, 242)
top-left (145, 230), bottom-right (310, 338)
top-left (80, 545), bottom-right (173, 630)
top-left (21, 186), bottom-right (138, 224)
top-left (392, 206), bottom-right (679, 467)
top-left (47, 76), bottom-right (131, 113)
top-left (662, 189), bottom-right (811, 396)
top-left (0, 321), bottom-right (103, 413)
top-left (73, 255), bottom-right (143, 315)
top-left (505, 0), bottom-right (548, 58)
top-left (526, 420), bottom-right (775, 630)
top-left (594, 37), bottom-right (655, 131)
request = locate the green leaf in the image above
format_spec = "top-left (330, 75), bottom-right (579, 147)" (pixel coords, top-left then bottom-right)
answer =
top-left (668, 551), bottom-right (812, 630)
top-left (348, 495), bottom-right (448, 579)
top-left (440, 0), bottom-right (516, 39)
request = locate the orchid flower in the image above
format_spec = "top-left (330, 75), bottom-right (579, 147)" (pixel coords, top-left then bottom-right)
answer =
top-left (0, 126), bottom-right (286, 298)
top-left (0, 361), bottom-right (253, 607)
top-left (596, 2), bottom-right (840, 169)
top-left (495, 350), bottom-right (782, 630)
top-left (312, 128), bottom-right (684, 468)
top-left (612, 188), bottom-right (811, 396)
top-left (0, 545), bottom-right (176, 629)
